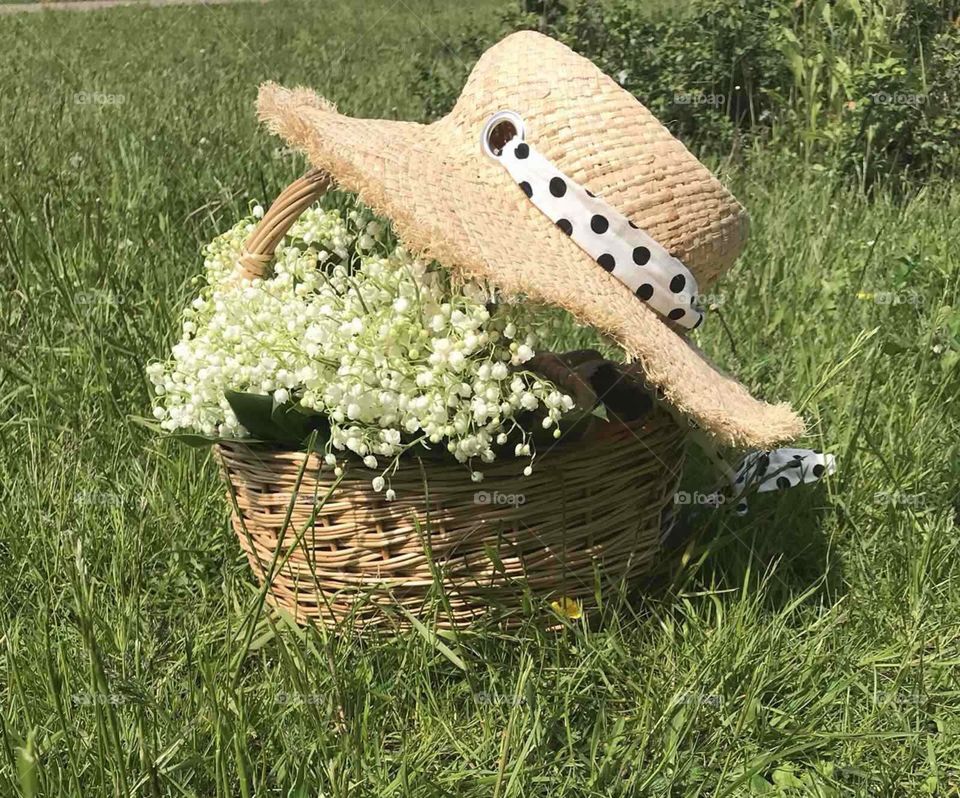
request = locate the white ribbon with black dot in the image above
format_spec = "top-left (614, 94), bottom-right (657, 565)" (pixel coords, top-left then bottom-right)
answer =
top-left (482, 112), bottom-right (837, 516)
top-left (658, 407), bottom-right (836, 516)
top-left (482, 111), bottom-right (704, 330)
top-left (729, 447), bottom-right (837, 514)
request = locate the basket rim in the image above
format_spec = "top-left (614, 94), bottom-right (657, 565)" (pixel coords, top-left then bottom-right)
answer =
top-left (214, 406), bottom-right (685, 480)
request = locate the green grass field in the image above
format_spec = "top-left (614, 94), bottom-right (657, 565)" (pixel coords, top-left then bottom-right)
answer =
top-left (1, 1), bottom-right (959, 795)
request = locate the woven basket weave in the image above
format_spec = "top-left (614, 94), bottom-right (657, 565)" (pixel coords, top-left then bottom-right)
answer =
top-left (217, 171), bottom-right (687, 629)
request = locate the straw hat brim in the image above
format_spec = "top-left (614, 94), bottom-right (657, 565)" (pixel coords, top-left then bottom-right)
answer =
top-left (256, 35), bottom-right (804, 449)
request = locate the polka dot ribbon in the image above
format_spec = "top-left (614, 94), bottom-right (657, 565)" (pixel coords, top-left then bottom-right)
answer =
top-left (729, 447), bottom-right (836, 515)
top-left (659, 443), bottom-right (837, 535)
top-left (483, 111), bottom-right (704, 330)
top-left (659, 406), bottom-right (836, 519)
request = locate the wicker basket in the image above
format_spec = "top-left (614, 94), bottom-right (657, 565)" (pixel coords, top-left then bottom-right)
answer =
top-left (216, 170), bottom-right (688, 629)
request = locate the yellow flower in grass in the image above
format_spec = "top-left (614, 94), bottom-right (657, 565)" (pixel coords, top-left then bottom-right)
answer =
top-left (550, 597), bottom-right (583, 620)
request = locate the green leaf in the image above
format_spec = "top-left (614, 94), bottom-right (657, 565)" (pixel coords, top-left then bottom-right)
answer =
top-left (223, 390), bottom-right (330, 447)
top-left (271, 399), bottom-right (328, 447)
top-left (16, 731), bottom-right (38, 798)
top-left (586, 361), bottom-right (654, 422)
top-left (225, 390), bottom-right (281, 441)
top-left (772, 766), bottom-right (804, 788)
top-left (748, 774), bottom-right (775, 794)
top-left (167, 432), bottom-right (221, 448)
top-left (129, 415), bottom-right (165, 434)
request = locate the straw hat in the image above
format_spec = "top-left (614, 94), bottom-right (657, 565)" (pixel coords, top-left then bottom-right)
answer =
top-left (256, 30), bottom-right (804, 449)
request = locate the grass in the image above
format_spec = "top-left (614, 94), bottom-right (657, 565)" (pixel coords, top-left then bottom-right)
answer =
top-left (1, 0), bottom-right (959, 795)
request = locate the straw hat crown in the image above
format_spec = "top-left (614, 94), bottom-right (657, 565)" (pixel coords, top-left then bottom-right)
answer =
top-left (444, 30), bottom-right (749, 288)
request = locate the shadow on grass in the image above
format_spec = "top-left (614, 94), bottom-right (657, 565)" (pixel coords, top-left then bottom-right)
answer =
top-left (648, 446), bottom-right (843, 613)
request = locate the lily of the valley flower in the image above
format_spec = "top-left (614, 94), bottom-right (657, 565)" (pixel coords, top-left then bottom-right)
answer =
top-left (147, 200), bottom-right (575, 494)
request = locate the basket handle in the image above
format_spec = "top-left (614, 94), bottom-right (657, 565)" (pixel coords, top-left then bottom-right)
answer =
top-left (237, 169), bottom-right (332, 280)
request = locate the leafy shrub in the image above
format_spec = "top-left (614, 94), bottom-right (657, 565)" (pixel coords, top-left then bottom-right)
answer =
top-left (414, 0), bottom-right (960, 188)
top-left (835, 23), bottom-right (960, 187)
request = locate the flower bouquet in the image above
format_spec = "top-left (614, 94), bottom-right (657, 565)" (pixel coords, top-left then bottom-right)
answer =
top-left (149, 197), bottom-right (589, 491)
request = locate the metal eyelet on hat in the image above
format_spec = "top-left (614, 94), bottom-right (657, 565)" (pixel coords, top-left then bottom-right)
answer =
top-left (481, 110), bottom-right (526, 158)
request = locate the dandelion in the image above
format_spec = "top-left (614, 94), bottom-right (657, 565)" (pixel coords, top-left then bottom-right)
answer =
top-left (550, 596), bottom-right (583, 620)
